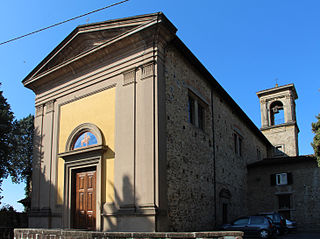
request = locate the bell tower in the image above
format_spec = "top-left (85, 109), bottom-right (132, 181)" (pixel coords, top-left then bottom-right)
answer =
top-left (256, 84), bottom-right (299, 157)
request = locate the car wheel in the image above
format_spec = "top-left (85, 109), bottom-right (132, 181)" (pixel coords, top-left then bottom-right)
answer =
top-left (259, 229), bottom-right (269, 239)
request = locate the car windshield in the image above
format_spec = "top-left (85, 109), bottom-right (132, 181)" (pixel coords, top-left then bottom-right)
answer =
top-left (233, 218), bottom-right (249, 225)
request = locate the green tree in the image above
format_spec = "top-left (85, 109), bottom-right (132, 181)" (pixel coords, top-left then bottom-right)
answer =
top-left (312, 113), bottom-right (320, 166)
top-left (0, 84), bottom-right (34, 210)
top-left (0, 84), bottom-right (14, 201)
top-left (9, 115), bottom-right (34, 210)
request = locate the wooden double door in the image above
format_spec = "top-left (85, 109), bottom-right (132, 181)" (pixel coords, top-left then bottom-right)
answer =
top-left (72, 167), bottom-right (96, 230)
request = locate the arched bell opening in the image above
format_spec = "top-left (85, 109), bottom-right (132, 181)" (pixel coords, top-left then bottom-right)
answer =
top-left (270, 101), bottom-right (284, 126)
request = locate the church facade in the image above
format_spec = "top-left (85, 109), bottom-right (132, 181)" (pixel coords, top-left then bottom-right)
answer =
top-left (23, 13), bottom-right (319, 232)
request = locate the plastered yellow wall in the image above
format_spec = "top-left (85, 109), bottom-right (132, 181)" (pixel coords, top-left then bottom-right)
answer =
top-left (57, 88), bottom-right (115, 205)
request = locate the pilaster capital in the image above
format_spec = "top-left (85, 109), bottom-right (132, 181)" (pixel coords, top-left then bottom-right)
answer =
top-left (140, 62), bottom-right (155, 80)
top-left (35, 104), bottom-right (44, 118)
top-left (260, 98), bottom-right (267, 104)
top-left (45, 100), bottom-right (55, 114)
top-left (122, 69), bottom-right (136, 86)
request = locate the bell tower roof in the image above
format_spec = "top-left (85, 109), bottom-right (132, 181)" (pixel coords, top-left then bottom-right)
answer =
top-left (256, 83), bottom-right (298, 100)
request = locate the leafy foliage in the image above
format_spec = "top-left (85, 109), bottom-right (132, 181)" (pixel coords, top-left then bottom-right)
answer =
top-left (311, 114), bottom-right (320, 167)
top-left (0, 84), bottom-right (14, 201)
top-left (9, 115), bottom-right (34, 205)
top-left (0, 84), bottom-right (34, 210)
top-left (0, 204), bottom-right (15, 212)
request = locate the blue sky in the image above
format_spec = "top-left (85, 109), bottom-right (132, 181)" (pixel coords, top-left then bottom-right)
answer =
top-left (0, 0), bottom-right (319, 211)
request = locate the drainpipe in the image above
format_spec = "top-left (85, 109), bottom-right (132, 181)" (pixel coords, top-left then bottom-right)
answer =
top-left (211, 88), bottom-right (217, 229)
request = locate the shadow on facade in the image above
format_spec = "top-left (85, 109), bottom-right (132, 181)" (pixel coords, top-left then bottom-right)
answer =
top-left (102, 175), bottom-right (154, 231)
top-left (28, 125), bottom-right (61, 228)
top-left (29, 125), bottom-right (153, 231)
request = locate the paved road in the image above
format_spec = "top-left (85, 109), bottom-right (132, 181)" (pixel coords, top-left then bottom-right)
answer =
top-left (280, 231), bottom-right (320, 239)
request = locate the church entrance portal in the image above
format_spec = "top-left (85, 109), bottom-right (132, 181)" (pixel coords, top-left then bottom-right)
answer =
top-left (72, 167), bottom-right (96, 230)
top-left (60, 123), bottom-right (106, 230)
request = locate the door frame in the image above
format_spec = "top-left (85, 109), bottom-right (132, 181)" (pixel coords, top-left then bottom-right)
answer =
top-left (61, 145), bottom-right (105, 230)
top-left (58, 123), bottom-right (106, 230)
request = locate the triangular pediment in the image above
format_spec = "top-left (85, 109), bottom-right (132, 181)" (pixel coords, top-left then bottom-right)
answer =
top-left (38, 26), bottom-right (136, 75)
top-left (23, 13), bottom-right (172, 86)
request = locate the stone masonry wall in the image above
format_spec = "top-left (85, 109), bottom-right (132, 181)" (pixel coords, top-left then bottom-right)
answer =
top-left (212, 92), bottom-right (269, 226)
top-left (262, 124), bottom-right (298, 156)
top-left (165, 46), bottom-right (214, 231)
top-left (164, 45), bottom-right (270, 230)
top-left (14, 229), bottom-right (243, 239)
top-left (247, 158), bottom-right (320, 230)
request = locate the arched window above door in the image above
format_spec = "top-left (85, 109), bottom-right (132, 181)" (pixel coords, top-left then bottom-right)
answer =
top-left (65, 123), bottom-right (104, 152)
top-left (72, 131), bottom-right (98, 149)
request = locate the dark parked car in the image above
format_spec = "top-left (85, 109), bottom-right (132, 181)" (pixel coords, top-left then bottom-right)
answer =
top-left (258, 212), bottom-right (286, 235)
top-left (285, 219), bottom-right (297, 233)
top-left (221, 215), bottom-right (276, 238)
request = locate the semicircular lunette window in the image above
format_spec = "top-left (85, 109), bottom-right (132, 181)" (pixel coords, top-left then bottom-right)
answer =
top-left (72, 131), bottom-right (98, 150)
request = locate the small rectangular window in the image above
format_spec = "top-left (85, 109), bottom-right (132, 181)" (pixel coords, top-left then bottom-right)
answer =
top-left (239, 137), bottom-right (242, 156)
top-left (188, 92), bottom-right (206, 130)
top-left (278, 194), bottom-right (291, 209)
top-left (188, 96), bottom-right (195, 125)
top-left (234, 133), bottom-right (238, 154)
top-left (233, 132), bottom-right (242, 156)
top-left (276, 173), bottom-right (288, 185)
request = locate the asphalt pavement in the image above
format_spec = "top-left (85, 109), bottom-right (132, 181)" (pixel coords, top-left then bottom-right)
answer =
top-left (280, 231), bottom-right (320, 239)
